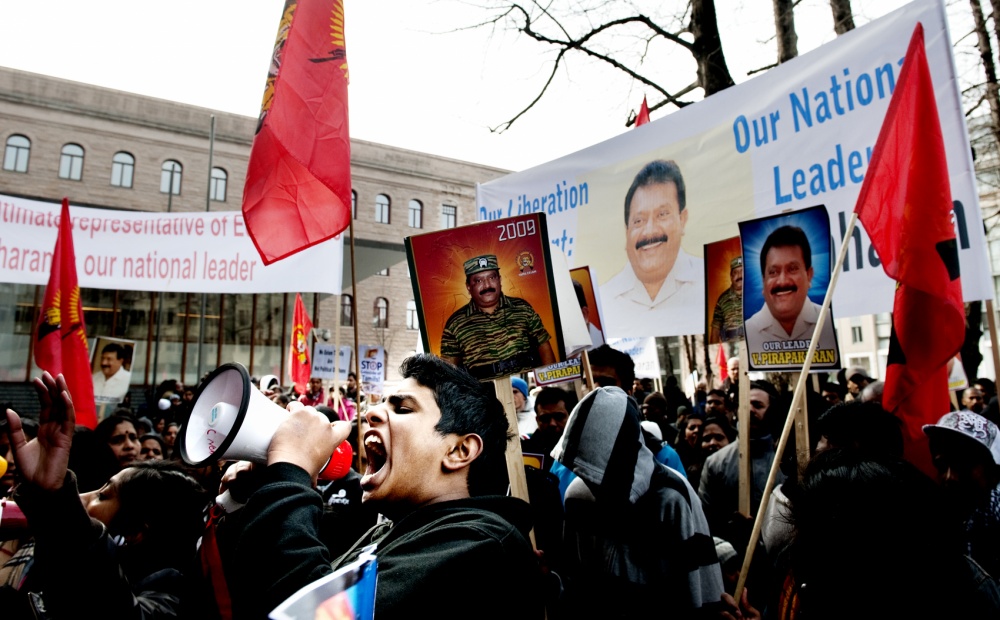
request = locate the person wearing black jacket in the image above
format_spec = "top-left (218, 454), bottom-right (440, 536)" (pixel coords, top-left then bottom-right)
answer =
top-left (230, 354), bottom-right (544, 620)
top-left (4, 372), bottom-right (211, 620)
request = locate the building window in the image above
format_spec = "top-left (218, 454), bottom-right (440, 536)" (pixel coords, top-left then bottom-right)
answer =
top-left (59, 143), bottom-right (84, 180)
top-left (374, 297), bottom-right (389, 328)
top-left (110, 151), bottom-right (135, 188)
top-left (161, 160), bottom-right (182, 194)
top-left (376, 267), bottom-right (389, 276)
top-left (210, 167), bottom-right (228, 201)
top-left (406, 300), bottom-right (418, 330)
top-left (441, 204), bottom-right (457, 229)
top-left (851, 326), bottom-right (863, 344)
top-left (352, 190), bottom-right (357, 219)
top-left (340, 294), bottom-right (353, 327)
top-left (375, 194), bottom-right (390, 224)
top-left (408, 199), bottom-right (423, 228)
top-left (3, 135), bottom-right (30, 172)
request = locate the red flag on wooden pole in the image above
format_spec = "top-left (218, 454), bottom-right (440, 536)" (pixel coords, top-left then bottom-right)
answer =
top-left (716, 344), bottom-right (728, 383)
top-left (35, 198), bottom-right (97, 429)
top-left (635, 96), bottom-right (651, 127)
top-left (854, 23), bottom-right (964, 477)
top-left (243, 0), bottom-right (352, 265)
top-left (289, 293), bottom-right (314, 394)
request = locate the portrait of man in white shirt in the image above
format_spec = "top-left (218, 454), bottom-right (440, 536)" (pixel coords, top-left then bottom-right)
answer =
top-left (92, 341), bottom-right (132, 402)
top-left (601, 160), bottom-right (703, 337)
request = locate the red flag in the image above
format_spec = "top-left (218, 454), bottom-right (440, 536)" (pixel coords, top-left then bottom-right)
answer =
top-left (635, 96), bottom-right (650, 127)
top-left (35, 199), bottom-right (97, 429)
top-left (854, 23), bottom-right (963, 477)
top-left (243, 0), bottom-right (352, 265)
top-left (716, 345), bottom-right (728, 383)
top-left (289, 293), bottom-right (314, 394)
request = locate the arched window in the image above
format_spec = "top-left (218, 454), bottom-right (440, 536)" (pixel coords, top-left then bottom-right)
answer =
top-left (340, 294), bottom-right (353, 327)
top-left (3, 135), bottom-right (30, 172)
top-left (351, 190), bottom-right (357, 219)
top-left (375, 194), bottom-right (390, 224)
top-left (406, 300), bottom-right (418, 330)
top-left (210, 167), bottom-right (227, 201)
top-left (111, 151), bottom-right (135, 188)
top-left (160, 160), bottom-right (182, 195)
top-left (373, 297), bottom-right (389, 328)
top-left (59, 143), bottom-right (84, 180)
top-left (408, 199), bottom-right (423, 229)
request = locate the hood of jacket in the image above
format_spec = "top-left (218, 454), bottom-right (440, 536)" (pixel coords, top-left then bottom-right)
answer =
top-left (555, 386), bottom-right (654, 504)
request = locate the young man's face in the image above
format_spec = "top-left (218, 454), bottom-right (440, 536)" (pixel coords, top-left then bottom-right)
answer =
top-left (100, 351), bottom-right (124, 379)
top-left (535, 401), bottom-right (569, 434)
top-left (705, 393), bottom-right (727, 416)
top-left (361, 377), bottom-right (457, 509)
top-left (466, 269), bottom-right (502, 311)
top-left (748, 387), bottom-right (771, 433)
top-left (762, 245), bottom-right (813, 328)
top-left (625, 182), bottom-right (688, 287)
top-left (309, 377), bottom-right (323, 393)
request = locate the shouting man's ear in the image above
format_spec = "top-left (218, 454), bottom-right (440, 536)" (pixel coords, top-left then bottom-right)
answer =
top-left (443, 434), bottom-right (483, 472)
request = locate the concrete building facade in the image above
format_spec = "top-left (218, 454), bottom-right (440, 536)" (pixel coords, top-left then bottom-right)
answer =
top-left (0, 66), bottom-right (508, 410)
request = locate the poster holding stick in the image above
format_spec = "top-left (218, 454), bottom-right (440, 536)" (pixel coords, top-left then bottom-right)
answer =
top-left (405, 213), bottom-right (565, 381)
top-left (735, 212), bottom-right (859, 600)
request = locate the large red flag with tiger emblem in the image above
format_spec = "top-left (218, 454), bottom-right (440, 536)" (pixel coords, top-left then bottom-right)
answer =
top-left (35, 198), bottom-right (97, 428)
top-left (243, 0), bottom-right (352, 265)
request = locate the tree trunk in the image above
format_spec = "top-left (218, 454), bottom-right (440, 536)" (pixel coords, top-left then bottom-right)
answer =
top-left (963, 301), bottom-right (984, 384)
top-left (690, 0), bottom-right (735, 96)
top-left (830, 0), bottom-right (856, 35)
top-left (972, 0), bottom-right (1000, 147)
top-left (773, 0), bottom-right (798, 63)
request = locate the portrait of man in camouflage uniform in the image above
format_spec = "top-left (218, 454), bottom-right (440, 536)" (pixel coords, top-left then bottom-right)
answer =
top-left (440, 254), bottom-right (556, 380)
top-left (710, 255), bottom-right (744, 343)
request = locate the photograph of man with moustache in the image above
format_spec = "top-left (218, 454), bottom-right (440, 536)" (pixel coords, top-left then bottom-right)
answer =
top-left (601, 160), bottom-right (704, 333)
top-left (739, 207), bottom-right (840, 371)
top-left (406, 213), bottom-right (565, 382)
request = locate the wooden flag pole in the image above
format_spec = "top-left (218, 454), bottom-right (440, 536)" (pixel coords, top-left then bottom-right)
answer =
top-left (735, 213), bottom-right (859, 600)
top-left (986, 300), bottom-right (1000, 380)
top-left (791, 372), bottom-right (811, 475)
top-left (349, 219), bottom-right (363, 472)
top-left (737, 339), bottom-right (751, 516)
top-left (580, 349), bottom-right (595, 391)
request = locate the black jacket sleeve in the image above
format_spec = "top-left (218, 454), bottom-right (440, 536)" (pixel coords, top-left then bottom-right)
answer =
top-left (231, 463), bottom-right (334, 620)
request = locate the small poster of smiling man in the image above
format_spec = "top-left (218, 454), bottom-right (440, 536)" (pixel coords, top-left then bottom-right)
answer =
top-left (405, 213), bottom-right (564, 381)
top-left (738, 205), bottom-right (841, 372)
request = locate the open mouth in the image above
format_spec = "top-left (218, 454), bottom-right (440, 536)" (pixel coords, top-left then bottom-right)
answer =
top-left (362, 432), bottom-right (387, 486)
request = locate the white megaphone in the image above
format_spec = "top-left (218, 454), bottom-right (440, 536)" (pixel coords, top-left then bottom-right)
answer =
top-left (180, 363), bottom-right (352, 480)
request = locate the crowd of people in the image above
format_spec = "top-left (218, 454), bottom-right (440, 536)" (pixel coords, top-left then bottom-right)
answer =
top-left (1, 348), bottom-right (1000, 618)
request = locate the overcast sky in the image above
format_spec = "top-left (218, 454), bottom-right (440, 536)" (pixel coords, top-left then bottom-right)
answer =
top-left (0, 0), bottom-right (974, 171)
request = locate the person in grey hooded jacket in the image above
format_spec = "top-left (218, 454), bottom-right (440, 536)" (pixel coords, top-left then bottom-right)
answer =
top-left (555, 386), bottom-right (725, 618)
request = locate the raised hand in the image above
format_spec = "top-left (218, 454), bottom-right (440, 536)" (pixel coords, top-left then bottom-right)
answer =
top-left (5, 372), bottom-right (76, 491)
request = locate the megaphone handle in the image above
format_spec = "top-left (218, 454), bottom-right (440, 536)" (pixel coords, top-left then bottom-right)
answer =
top-left (216, 489), bottom-right (246, 514)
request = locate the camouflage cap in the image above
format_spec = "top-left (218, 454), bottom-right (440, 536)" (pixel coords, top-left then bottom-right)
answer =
top-left (464, 254), bottom-right (499, 276)
top-left (730, 256), bottom-right (743, 270)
